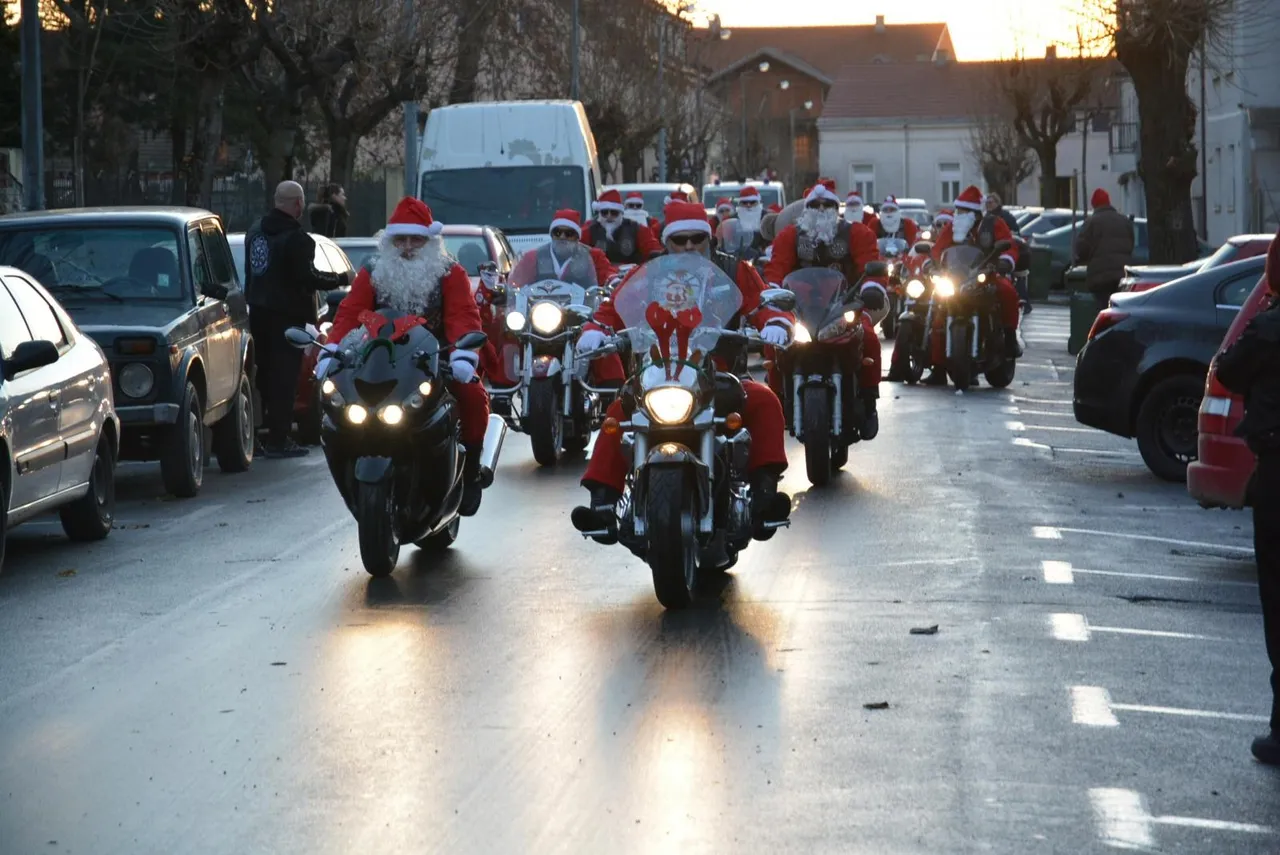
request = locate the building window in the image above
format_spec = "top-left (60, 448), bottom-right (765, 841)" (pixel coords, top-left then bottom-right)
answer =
top-left (850, 164), bottom-right (875, 202)
top-left (939, 161), bottom-right (961, 204)
top-left (794, 134), bottom-right (812, 163)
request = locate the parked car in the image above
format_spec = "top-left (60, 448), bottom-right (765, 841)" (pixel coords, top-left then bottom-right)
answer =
top-left (1035, 218), bottom-right (1215, 289)
top-left (890, 197), bottom-right (931, 228)
top-left (0, 207), bottom-right (255, 498)
top-left (1021, 209), bottom-right (1083, 236)
top-left (1188, 271), bottom-right (1274, 509)
top-left (1073, 255), bottom-right (1266, 481)
top-left (337, 224), bottom-right (519, 293)
top-left (1012, 207), bottom-right (1045, 229)
top-left (1, 266), bottom-right (120, 573)
top-left (1119, 234), bottom-right (1275, 293)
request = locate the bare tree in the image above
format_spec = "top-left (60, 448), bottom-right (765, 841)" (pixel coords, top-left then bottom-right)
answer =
top-left (966, 109), bottom-right (1036, 202)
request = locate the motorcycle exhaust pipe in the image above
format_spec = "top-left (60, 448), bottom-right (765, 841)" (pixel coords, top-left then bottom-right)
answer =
top-left (479, 414), bottom-right (507, 488)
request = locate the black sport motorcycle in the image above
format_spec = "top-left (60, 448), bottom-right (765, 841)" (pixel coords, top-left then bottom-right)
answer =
top-left (888, 240), bottom-right (937, 385)
top-left (876, 236), bottom-right (909, 339)
top-left (929, 240), bottom-right (1018, 391)
top-left (286, 313), bottom-right (506, 576)
top-left (572, 254), bottom-right (796, 609)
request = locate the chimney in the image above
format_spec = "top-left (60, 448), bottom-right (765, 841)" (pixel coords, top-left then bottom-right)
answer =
top-left (1045, 45), bottom-right (1057, 60)
top-left (875, 15), bottom-right (886, 33)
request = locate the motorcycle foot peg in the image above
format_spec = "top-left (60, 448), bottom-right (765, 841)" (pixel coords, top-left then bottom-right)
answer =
top-left (761, 519), bottom-right (791, 530)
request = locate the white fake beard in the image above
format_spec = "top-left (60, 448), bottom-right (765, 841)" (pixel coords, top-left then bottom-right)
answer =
top-left (799, 208), bottom-right (839, 244)
top-left (737, 207), bottom-right (762, 232)
top-left (600, 216), bottom-right (622, 239)
top-left (623, 208), bottom-right (649, 225)
top-left (880, 212), bottom-right (902, 233)
top-left (371, 235), bottom-right (452, 313)
top-left (845, 205), bottom-right (864, 224)
top-left (951, 212), bottom-right (977, 242)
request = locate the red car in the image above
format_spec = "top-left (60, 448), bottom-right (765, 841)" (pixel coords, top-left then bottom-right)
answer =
top-left (1187, 270), bottom-right (1273, 508)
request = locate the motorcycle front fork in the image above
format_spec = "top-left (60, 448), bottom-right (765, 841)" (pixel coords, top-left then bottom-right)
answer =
top-left (792, 372), bottom-right (843, 438)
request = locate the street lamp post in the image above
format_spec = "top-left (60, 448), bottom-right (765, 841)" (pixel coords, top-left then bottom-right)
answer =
top-left (658, 22), bottom-right (666, 183)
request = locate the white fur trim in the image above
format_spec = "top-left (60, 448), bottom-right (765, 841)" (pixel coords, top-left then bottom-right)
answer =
top-left (1000, 253), bottom-right (1017, 266)
top-left (592, 200), bottom-right (624, 213)
top-left (661, 219), bottom-right (713, 243)
top-left (953, 199), bottom-right (983, 212)
top-left (846, 193), bottom-right (863, 204)
top-left (549, 217), bottom-right (582, 236)
top-left (451, 348), bottom-right (480, 365)
top-left (861, 282), bottom-right (888, 297)
top-left (806, 185), bottom-right (841, 205)
top-left (934, 213), bottom-right (953, 223)
top-left (385, 220), bottom-right (444, 237)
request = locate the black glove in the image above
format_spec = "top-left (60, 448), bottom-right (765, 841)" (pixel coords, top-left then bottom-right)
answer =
top-left (860, 287), bottom-right (886, 312)
top-left (996, 257), bottom-right (1014, 275)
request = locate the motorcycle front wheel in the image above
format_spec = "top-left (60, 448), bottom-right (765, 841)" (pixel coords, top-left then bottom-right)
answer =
top-left (527, 378), bottom-right (564, 466)
top-left (882, 298), bottom-right (898, 339)
top-left (896, 318), bottom-right (927, 385)
top-left (646, 467), bottom-right (700, 609)
top-left (802, 386), bottom-right (833, 487)
top-left (984, 359), bottom-right (1017, 389)
top-left (947, 320), bottom-right (973, 390)
top-left (357, 478), bottom-right (400, 577)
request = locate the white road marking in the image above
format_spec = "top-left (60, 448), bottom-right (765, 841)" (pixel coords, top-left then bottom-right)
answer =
top-left (1090, 787), bottom-right (1156, 849)
top-left (1072, 685), bottom-right (1120, 726)
top-left (1019, 424), bottom-right (1100, 433)
top-left (874, 556), bottom-right (980, 568)
top-left (1112, 703), bottom-right (1268, 724)
top-left (1092, 625), bottom-right (1234, 641)
top-left (1071, 567), bottom-right (1256, 587)
top-left (1006, 420), bottom-right (1027, 431)
top-left (1042, 560), bottom-right (1075, 584)
top-left (1033, 526), bottom-right (1063, 539)
top-left (1017, 408), bottom-right (1080, 417)
top-left (1155, 816), bottom-right (1274, 834)
top-left (1049, 613), bottom-right (1234, 643)
top-left (1008, 396), bottom-right (1072, 405)
top-left (1051, 447), bottom-right (1144, 458)
top-left (1032, 526), bottom-right (1253, 556)
top-left (1050, 612), bottom-right (1090, 641)
top-left (1013, 437), bottom-right (1052, 453)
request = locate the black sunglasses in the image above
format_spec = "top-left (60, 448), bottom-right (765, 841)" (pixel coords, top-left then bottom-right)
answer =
top-left (739, 200), bottom-right (760, 207)
top-left (600, 209), bottom-right (621, 218)
top-left (550, 228), bottom-right (579, 240)
top-left (668, 232), bottom-right (709, 247)
top-left (807, 201), bottom-right (839, 211)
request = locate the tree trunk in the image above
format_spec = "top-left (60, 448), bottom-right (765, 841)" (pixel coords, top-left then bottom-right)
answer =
top-left (448, 0), bottom-right (498, 104)
top-left (74, 67), bottom-right (88, 207)
top-left (197, 76), bottom-right (225, 209)
top-left (327, 126), bottom-right (357, 190)
top-left (1036, 144), bottom-right (1058, 207)
top-left (169, 107), bottom-right (187, 206)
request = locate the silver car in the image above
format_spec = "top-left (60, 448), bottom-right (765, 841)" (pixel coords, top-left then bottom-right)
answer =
top-left (1, 265), bottom-right (120, 572)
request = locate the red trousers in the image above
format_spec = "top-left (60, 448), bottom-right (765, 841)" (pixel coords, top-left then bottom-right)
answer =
top-left (582, 379), bottom-right (788, 493)
top-left (453, 381), bottom-right (490, 447)
top-left (929, 279), bottom-right (1020, 364)
top-left (766, 314), bottom-right (882, 393)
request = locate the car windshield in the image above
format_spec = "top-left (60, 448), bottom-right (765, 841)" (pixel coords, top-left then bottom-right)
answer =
top-left (703, 184), bottom-right (782, 207)
top-left (442, 235), bottom-right (493, 274)
top-left (0, 225), bottom-right (188, 302)
top-left (901, 209), bottom-right (931, 226)
top-left (337, 241), bottom-right (379, 271)
top-left (420, 166), bottom-right (584, 235)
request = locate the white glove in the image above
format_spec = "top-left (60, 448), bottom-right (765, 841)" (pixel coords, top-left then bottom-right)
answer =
top-left (761, 322), bottom-right (790, 346)
top-left (577, 329), bottom-right (607, 353)
top-left (450, 351), bottom-right (478, 384)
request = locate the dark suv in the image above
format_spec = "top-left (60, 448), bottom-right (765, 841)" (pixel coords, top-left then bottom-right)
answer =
top-left (0, 207), bottom-right (255, 497)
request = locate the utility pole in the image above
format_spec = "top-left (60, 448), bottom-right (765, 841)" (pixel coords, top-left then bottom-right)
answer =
top-left (401, 0), bottom-right (417, 198)
top-left (19, 0), bottom-right (45, 211)
top-left (1199, 37), bottom-right (1209, 240)
top-left (657, 21), bottom-right (667, 183)
top-left (571, 0), bottom-right (580, 100)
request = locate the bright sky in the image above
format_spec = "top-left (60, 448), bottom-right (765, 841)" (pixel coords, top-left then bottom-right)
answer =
top-left (691, 0), bottom-right (1101, 61)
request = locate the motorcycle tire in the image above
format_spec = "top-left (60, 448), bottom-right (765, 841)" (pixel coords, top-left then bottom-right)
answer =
top-left (415, 516), bottom-right (460, 552)
top-left (882, 306), bottom-right (897, 340)
top-left (899, 319), bottom-right (927, 385)
top-left (984, 359), bottom-right (1017, 389)
top-left (947, 321), bottom-right (972, 391)
top-left (357, 478), bottom-right (400, 577)
top-left (831, 442), bottom-right (849, 470)
top-left (527, 378), bottom-right (563, 467)
top-left (646, 467), bottom-right (700, 610)
top-left (802, 386), bottom-right (832, 487)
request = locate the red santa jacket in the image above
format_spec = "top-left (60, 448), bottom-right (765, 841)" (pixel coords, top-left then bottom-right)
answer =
top-left (931, 216), bottom-right (1018, 268)
top-left (329, 262), bottom-right (482, 345)
top-left (875, 217), bottom-right (920, 247)
top-left (765, 221), bottom-right (879, 287)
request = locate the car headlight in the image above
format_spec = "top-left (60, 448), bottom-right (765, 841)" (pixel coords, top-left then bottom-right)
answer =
top-left (379, 404), bottom-right (404, 426)
top-left (118, 363), bottom-right (155, 398)
top-left (506, 310), bottom-right (526, 331)
top-left (644, 386), bottom-right (696, 425)
top-left (932, 276), bottom-right (955, 298)
top-left (530, 301), bottom-right (563, 334)
top-left (906, 279), bottom-right (926, 299)
top-left (346, 404), bottom-right (368, 425)
top-left (793, 324), bottom-right (813, 344)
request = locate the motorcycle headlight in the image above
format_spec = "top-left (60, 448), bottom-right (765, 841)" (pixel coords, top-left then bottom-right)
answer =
top-left (932, 276), bottom-right (955, 298)
top-left (506, 310), bottom-right (526, 332)
top-left (793, 324), bottom-right (813, 344)
top-left (418, 380), bottom-right (433, 397)
top-left (885, 262), bottom-right (895, 277)
top-left (906, 279), bottom-right (926, 299)
top-left (378, 404), bottom-right (404, 426)
top-left (346, 404), bottom-right (368, 425)
top-left (119, 363), bottom-right (155, 398)
top-left (531, 301), bottom-right (563, 334)
top-left (922, 229), bottom-right (933, 241)
top-left (843, 310), bottom-right (858, 324)
top-left (977, 273), bottom-right (988, 284)
top-left (321, 378), bottom-right (337, 396)
top-left (644, 386), bottom-right (696, 425)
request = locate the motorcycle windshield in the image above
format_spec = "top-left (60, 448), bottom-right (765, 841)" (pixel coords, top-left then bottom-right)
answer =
top-left (877, 237), bottom-right (908, 257)
top-left (780, 267), bottom-right (848, 332)
top-left (509, 247), bottom-right (599, 290)
top-left (716, 218), bottom-right (755, 255)
top-left (339, 310), bottom-right (439, 405)
top-left (940, 245), bottom-right (985, 272)
top-left (613, 254), bottom-right (743, 367)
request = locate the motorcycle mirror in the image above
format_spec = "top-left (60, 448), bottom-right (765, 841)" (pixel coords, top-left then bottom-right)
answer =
top-left (863, 260), bottom-right (889, 279)
top-left (993, 240), bottom-right (1013, 253)
top-left (455, 330), bottom-right (488, 351)
top-left (566, 304), bottom-right (593, 324)
top-left (488, 286), bottom-right (508, 307)
top-left (284, 327), bottom-right (316, 349)
top-left (759, 288), bottom-right (796, 313)
top-left (913, 241), bottom-right (933, 255)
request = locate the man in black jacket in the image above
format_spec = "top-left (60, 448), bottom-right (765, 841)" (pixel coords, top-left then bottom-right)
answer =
top-left (245, 180), bottom-right (350, 457)
top-left (1217, 243), bottom-right (1280, 764)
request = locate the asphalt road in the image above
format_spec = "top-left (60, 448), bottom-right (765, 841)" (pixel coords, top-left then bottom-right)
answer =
top-left (1, 306), bottom-right (1274, 854)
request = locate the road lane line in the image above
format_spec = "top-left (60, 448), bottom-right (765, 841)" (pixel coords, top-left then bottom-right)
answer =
top-left (1154, 816), bottom-right (1274, 834)
top-left (1032, 526), bottom-right (1254, 555)
top-left (875, 557), bottom-right (980, 568)
top-left (1051, 447), bottom-right (1143, 457)
top-left (1049, 613), bottom-right (1232, 643)
top-left (1090, 788), bottom-right (1156, 849)
top-left (1020, 424), bottom-right (1101, 433)
top-left (1008, 397), bottom-right (1072, 405)
top-left (1006, 420), bottom-right (1027, 431)
top-left (1111, 703), bottom-right (1269, 724)
top-left (1072, 567), bottom-right (1256, 587)
top-left (1091, 625), bottom-right (1232, 642)
top-left (1050, 613), bottom-right (1090, 641)
top-left (1033, 526), bottom-right (1063, 539)
top-left (1013, 437), bottom-right (1052, 454)
top-left (1071, 686), bottom-right (1119, 726)
top-left (1042, 560), bottom-right (1075, 584)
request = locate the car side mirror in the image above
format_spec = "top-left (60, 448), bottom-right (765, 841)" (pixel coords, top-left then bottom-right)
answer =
top-left (201, 281), bottom-right (230, 301)
top-left (284, 327), bottom-right (317, 349)
top-left (455, 330), bottom-right (488, 351)
top-left (4, 339), bottom-right (59, 376)
top-left (863, 260), bottom-right (889, 279)
top-left (913, 241), bottom-right (933, 255)
top-left (759, 288), bottom-right (796, 312)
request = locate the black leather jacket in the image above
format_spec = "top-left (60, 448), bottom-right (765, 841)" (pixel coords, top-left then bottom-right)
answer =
top-left (244, 208), bottom-right (348, 323)
top-left (1217, 298), bottom-right (1280, 452)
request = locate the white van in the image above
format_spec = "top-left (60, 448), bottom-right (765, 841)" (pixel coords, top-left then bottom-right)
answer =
top-left (417, 100), bottom-right (603, 255)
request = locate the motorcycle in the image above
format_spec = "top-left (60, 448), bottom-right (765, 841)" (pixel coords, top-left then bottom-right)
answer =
top-left (876, 237), bottom-right (909, 339)
top-left (778, 265), bottom-right (877, 487)
top-left (483, 251), bottom-right (612, 466)
top-left (285, 313), bottom-right (506, 577)
top-left (713, 217), bottom-right (762, 277)
top-left (888, 241), bottom-right (936, 385)
top-left (929, 240), bottom-right (1018, 391)
top-left (573, 254), bottom-right (796, 609)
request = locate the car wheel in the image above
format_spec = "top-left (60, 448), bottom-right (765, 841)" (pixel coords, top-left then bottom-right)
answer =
top-left (214, 371), bottom-right (255, 473)
top-left (1136, 374), bottom-right (1203, 482)
top-left (161, 381), bottom-right (205, 498)
top-left (59, 433), bottom-right (116, 542)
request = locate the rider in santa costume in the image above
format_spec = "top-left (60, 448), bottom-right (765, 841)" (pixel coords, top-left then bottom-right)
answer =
top-left (874, 195), bottom-right (920, 245)
top-left (844, 189), bottom-right (879, 233)
top-left (622, 191), bottom-right (662, 245)
top-left (571, 201), bottom-right (795, 542)
top-left (581, 189), bottom-right (661, 265)
top-left (328, 197), bottom-right (492, 515)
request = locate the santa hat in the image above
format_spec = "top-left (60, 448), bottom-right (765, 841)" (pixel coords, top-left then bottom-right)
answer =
top-left (385, 196), bottom-right (444, 238)
top-left (934, 208), bottom-right (954, 223)
top-left (881, 195), bottom-right (900, 210)
top-left (624, 191), bottom-right (646, 207)
top-left (661, 201), bottom-right (711, 243)
top-left (663, 190), bottom-right (690, 206)
top-left (737, 186), bottom-right (761, 203)
top-left (768, 203), bottom-right (782, 214)
top-left (846, 190), bottom-right (864, 207)
top-left (716, 197), bottom-right (733, 212)
top-left (592, 189), bottom-right (624, 213)
top-left (549, 209), bottom-right (583, 237)
top-left (953, 185), bottom-right (985, 212)
top-left (806, 178), bottom-right (840, 205)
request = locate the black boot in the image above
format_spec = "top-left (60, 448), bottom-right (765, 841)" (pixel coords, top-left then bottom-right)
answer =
top-left (924, 368), bottom-right (947, 386)
top-left (1004, 327), bottom-right (1023, 359)
top-left (571, 483), bottom-right (621, 544)
top-left (750, 470), bottom-right (791, 541)
top-left (886, 355), bottom-right (906, 382)
top-left (459, 445), bottom-right (483, 517)
top-left (1253, 731), bottom-right (1280, 765)
top-left (860, 389), bottom-right (879, 440)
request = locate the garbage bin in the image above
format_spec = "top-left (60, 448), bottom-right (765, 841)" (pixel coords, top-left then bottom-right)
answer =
top-left (1029, 246), bottom-right (1053, 302)
top-left (1066, 266), bottom-right (1098, 356)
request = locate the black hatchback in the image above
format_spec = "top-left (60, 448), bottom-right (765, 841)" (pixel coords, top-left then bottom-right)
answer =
top-left (1073, 255), bottom-right (1266, 482)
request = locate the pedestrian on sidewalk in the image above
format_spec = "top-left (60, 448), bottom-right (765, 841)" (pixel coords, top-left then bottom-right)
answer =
top-left (1072, 189), bottom-right (1134, 312)
top-left (1215, 224), bottom-right (1280, 764)
top-left (244, 180), bottom-right (351, 458)
top-left (307, 184), bottom-right (349, 238)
